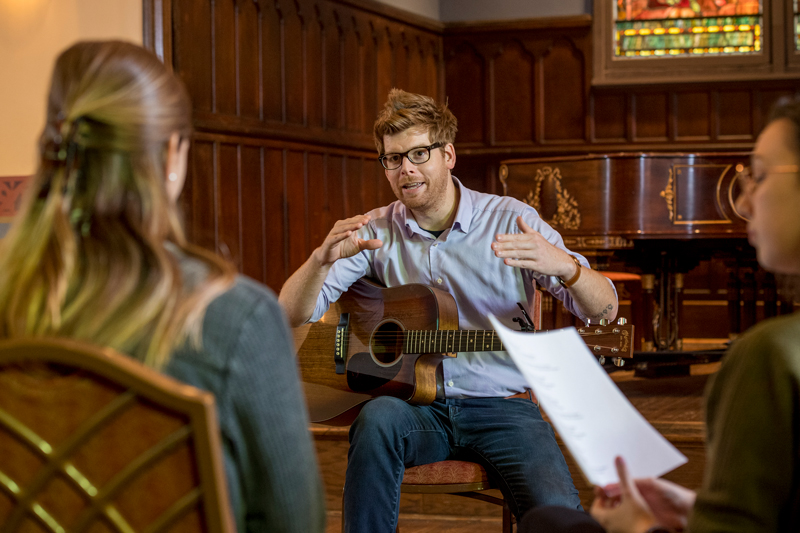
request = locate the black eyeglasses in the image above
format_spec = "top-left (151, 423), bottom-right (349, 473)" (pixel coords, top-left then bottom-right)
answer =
top-left (379, 143), bottom-right (443, 170)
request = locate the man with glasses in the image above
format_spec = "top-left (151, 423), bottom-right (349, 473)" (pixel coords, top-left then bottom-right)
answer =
top-left (279, 89), bottom-right (619, 532)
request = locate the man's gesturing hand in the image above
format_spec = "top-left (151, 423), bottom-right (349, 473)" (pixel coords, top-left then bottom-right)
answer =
top-left (491, 216), bottom-right (577, 278)
top-left (312, 214), bottom-right (383, 267)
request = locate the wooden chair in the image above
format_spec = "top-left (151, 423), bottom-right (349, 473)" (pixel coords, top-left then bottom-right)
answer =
top-left (0, 338), bottom-right (234, 533)
top-left (397, 289), bottom-right (543, 533)
top-left (401, 460), bottom-right (514, 532)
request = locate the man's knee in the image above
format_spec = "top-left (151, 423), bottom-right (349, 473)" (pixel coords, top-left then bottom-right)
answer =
top-left (349, 396), bottom-right (408, 444)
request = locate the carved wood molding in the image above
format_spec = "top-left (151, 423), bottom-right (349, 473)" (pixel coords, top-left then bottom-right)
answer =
top-left (444, 15), bottom-right (592, 34)
top-left (562, 236), bottom-right (635, 250)
top-left (0, 175), bottom-right (32, 222)
top-left (661, 167), bottom-right (675, 223)
top-left (523, 166), bottom-right (581, 230)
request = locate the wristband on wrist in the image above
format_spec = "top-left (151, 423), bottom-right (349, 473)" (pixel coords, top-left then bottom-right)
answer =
top-left (557, 255), bottom-right (583, 289)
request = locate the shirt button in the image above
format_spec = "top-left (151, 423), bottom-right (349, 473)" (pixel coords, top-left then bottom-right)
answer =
top-left (447, 380), bottom-right (454, 387)
top-left (436, 278), bottom-right (443, 284)
top-left (433, 243), bottom-right (439, 247)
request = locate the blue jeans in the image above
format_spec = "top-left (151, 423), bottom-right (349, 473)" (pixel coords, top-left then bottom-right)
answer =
top-left (343, 396), bottom-right (581, 533)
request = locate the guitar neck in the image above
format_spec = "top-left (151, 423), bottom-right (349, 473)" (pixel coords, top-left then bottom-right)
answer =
top-left (403, 329), bottom-right (505, 354)
top-left (403, 326), bottom-right (631, 357)
top-left (404, 330), bottom-right (502, 354)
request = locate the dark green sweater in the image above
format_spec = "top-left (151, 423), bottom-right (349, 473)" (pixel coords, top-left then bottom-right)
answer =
top-left (689, 312), bottom-right (800, 532)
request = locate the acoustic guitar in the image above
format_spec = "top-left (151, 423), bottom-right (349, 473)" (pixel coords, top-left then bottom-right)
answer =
top-left (294, 278), bottom-right (633, 424)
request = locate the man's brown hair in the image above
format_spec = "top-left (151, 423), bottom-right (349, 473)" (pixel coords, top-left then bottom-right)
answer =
top-left (373, 89), bottom-right (458, 154)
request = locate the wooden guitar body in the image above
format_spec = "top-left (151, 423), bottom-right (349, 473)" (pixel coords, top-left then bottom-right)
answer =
top-left (294, 278), bottom-right (634, 425)
top-left (294, 279), bottom-right (458, 424)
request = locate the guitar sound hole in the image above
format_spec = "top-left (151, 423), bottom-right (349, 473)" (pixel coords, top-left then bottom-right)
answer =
top-left (371, 321), bottom-right (403, 366)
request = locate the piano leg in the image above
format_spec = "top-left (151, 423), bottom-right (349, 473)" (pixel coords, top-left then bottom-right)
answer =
top-left (741, 268), bottom-right (757, 331)
top-left (644, 254), bottom-right (685, 352)
top-left (725, 259), bottom-right (762, 340)
top-left (726, 264), bottom-right (741, 340)
top-left (761, 270), bottom-right (777, 319)
top-left (779, 281), bottom-right (795, 315)
top-left (655, 270), bottom-right (683, 351)
top-left (673, 273), bottom-right (684, 352)
top-left (642, 274), bottom-right (656, 352)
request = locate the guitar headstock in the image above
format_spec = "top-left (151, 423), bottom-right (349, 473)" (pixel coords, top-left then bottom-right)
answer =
top-left (576, 319), bottom-right (634, 361)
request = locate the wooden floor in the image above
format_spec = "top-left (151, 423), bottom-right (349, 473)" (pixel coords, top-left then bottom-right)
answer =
top-left (315, 363), bottom-right (718, 533)
top-left (325, 511), bottom-right (504, 533)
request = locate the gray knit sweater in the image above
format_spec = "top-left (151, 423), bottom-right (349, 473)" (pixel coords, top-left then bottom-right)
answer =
top-left (165, 259), bottom-right (325, 533)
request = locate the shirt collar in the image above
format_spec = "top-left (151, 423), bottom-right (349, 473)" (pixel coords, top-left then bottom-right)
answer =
top-left (398, 176), bottom-right (472, 237)
top-left (450, 177), bottom-right (472, 234)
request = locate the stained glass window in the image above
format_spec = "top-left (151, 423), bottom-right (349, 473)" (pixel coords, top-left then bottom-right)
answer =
top-left (615, 1), bottom-right (763, 58)
top-left (795, 0), bottom-right (800, 51)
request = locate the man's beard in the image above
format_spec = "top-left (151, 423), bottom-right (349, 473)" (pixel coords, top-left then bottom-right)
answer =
top-left (393, 172), bottom-right (450, 214)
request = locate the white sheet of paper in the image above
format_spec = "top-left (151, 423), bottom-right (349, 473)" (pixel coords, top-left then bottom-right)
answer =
top-left (488, 315), bottom-right (688, 487)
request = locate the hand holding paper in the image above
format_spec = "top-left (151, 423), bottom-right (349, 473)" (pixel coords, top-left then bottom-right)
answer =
top-left (488, 315), bottom-right (687, 487)
top-left (592, 457), bottom-right (695, 532)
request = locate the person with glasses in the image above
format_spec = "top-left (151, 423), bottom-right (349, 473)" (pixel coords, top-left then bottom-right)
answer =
top-left (279, 89), bottom-right (618, 532)
top-left (516, 97), bottom-right (800, 533)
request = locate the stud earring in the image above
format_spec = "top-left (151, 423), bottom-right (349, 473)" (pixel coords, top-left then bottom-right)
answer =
top-left (168, 172), bottom-right (178, 182)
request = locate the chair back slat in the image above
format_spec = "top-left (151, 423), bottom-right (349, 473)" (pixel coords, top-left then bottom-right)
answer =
top-left (1, 390), bottom-right (140, 532)
top-left (70, 426), bottom-right (194, 533)
top-left (0, 339), bottom-right (234, 533)
top-left (143, 488), bottom-right (204, 533)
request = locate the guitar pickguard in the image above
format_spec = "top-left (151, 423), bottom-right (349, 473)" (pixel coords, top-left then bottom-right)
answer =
top-left (346, 351), bottom-right (402, 391)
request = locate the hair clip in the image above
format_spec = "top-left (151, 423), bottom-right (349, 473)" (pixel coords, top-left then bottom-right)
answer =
top-left (43, 116), bottom-right (84, 165)
top-left (39, 117), bottom-right (87, 207)
top-left (69, 207), bottom-right (91, 237)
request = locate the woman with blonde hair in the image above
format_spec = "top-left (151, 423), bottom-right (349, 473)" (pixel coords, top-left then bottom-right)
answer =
top-left (0, 40), bottom-right (324, 533)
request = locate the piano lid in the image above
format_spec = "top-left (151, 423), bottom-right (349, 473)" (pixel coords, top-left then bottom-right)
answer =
top-left (499, 152), bottom-right (750, 247)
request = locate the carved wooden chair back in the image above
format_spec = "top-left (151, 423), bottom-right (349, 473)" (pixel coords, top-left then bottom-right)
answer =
top-left (0, 338), bottom-right (234, 533)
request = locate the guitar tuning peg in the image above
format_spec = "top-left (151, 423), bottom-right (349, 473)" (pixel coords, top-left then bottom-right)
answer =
top-left (599, 319), bottom-right (609, 326)
top-left (613, 357), bottom-right (625, 367)
top-left (585, 319), bottom-right (591, 326)
top-left (598, 355), bottom-right (606, 365)
top-left (616, 317), bottom-right (627, 325)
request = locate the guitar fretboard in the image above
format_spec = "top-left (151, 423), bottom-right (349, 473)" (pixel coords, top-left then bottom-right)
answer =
top-left (404, 330), bottom-right (503, 354)
top-left (400, 327), bottom-right (628, 356)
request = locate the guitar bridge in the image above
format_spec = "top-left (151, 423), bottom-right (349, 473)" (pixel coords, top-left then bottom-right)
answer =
top-left (335, 313), bottom-right (350, 374)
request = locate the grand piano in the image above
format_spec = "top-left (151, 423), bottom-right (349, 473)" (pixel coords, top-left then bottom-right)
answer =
top-left (499, 152), bottom-right (795, 368)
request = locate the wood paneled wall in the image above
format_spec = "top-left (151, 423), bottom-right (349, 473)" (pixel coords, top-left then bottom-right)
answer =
top-left (148, 3), bottom-right (800, 290)
top-left (148, 0), bottom-right (443, 290)
top-left (442, 17), bottom-right (799, 194)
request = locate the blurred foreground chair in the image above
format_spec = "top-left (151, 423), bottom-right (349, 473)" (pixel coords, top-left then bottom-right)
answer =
top-left (0, 338), bottom-right (234, 533)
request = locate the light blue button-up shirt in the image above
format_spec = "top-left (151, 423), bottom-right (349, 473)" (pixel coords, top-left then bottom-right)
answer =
top-left (310, 178), bottom-right (615, 398)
